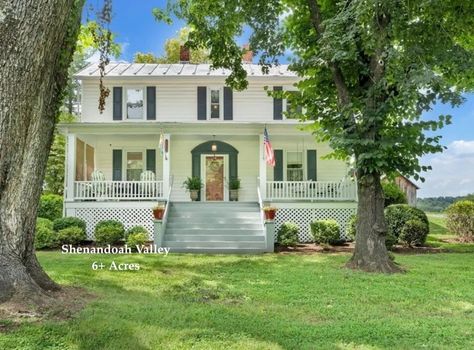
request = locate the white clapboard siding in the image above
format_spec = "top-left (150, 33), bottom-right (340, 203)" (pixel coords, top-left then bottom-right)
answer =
top-left (81, 80), bottom-right (291, 123)
top-left (233, 85), bottom-right (274, 122)
top-left (169, 135), bottom-right (259, 202)
top-left (266, 136), bottom-right (349, 182)
top-left (86, 135), bottom-right (163, 181)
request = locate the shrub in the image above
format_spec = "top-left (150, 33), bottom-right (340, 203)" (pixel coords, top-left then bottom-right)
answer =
top-left (276, 222), bottom-right (299, 247)
top-left (310, 220), bottom-right (340, 245)
top-left (125, 225), bottom-right (149, 240)
top-left (53, 217), bottom-right (86, 234)
top-left (37, 217), bottom-right (53, 230)
top-left (382, 182), bottom-right (407, 207)
top-left (446, 200), bottom-right (474, 241)
top-left (345, 215), bottom-right (396, 249)
top-left (57, 227), bottom-right (87, 245)
top-left (94, 220), bottom-right (124, 245)
top-left (346, 215), bottom-right (357, 241)
top-left (38, 194), bottom-right (63, 221)
top-left (399, 219), bottom-right (428, 246)
top-left (35, 218), bottom-right (57, 249)
top-left (126, 232), bottom-right (149, 251)
top-left (384, 204), bottom-right (429, 239)
top-left (385, 233), bottom-right (398, 251)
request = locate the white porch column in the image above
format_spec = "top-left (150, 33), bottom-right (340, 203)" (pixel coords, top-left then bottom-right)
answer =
top-left (162, 134), bottom-right (171, 199)
top-left (259, 134), bottom-right (267, 200)
top-left (65, 133), bottom-right (76, 201)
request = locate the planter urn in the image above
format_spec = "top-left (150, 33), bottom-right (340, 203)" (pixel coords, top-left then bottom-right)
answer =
top-left (190, 190), bottom-right (199, 201)
top-left (230, 189), bottom-right (239, 201)
top-left (153, 208), bottom-right (165, 220)
top-left (264, 209), bottom-right (277, 221)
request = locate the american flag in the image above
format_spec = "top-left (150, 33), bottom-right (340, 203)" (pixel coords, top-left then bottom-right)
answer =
top-left (264, 127), bottom-right (275, 167)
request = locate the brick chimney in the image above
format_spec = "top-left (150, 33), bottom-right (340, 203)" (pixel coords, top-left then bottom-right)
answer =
top-left (179, 45), bottom-right (190, 63)
top-left (242, 44), bottom-right (253, 63)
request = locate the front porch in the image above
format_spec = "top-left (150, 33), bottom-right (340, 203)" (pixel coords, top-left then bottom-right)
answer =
top-left (61, 123), bottom-right (358, 245)
top-left (69, 179), bottom-right (356, 202)
top-left (63, 126), bottom-right (357, 203)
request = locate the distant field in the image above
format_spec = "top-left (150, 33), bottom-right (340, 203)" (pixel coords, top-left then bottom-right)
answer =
top-left (425, 212), bottom-right (474, 253)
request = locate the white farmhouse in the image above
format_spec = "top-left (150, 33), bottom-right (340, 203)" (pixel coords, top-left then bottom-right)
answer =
top-left (60, 58), bottom-right (357, 253)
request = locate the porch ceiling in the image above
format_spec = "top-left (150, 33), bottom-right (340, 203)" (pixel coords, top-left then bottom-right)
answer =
top-left (58, 121), bottom-right (313, 136)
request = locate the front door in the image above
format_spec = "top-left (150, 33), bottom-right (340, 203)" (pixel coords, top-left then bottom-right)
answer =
top-left (205, 156), bottom-right (225, 201)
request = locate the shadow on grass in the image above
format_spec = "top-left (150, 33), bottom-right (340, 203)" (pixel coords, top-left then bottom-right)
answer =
top-left (8, 252), bottom-right (473, 349)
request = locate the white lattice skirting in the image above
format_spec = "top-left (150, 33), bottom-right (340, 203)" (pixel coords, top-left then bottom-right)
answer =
top-left (67, 202), bottom-right (356, 243)
top-left (75, 208), bottom-right (154, 240)
top-left (274, 207), bottom-right (356, 242)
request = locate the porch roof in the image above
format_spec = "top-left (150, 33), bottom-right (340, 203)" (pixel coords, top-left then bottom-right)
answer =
top-left (58, 121), bottom-right (313, 136)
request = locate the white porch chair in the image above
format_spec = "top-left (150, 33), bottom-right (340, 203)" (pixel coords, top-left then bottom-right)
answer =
top-left (140, 170), bottom-right (157, 198)
top-left (91, 170), bottom-right (109, 199)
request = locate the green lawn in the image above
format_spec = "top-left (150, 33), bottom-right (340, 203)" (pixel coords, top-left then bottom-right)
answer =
top-left (1, 249), bottom-right (474, 350)
top-left (1, 214), bottom-right (474, 349)
top-left (425, 212), bottom-right (474, 253)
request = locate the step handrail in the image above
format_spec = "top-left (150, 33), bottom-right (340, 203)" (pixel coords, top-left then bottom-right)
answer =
top-left (257, 178), bottom-right (265, 230)
top-left (161, 175), bottom-right (174, 239)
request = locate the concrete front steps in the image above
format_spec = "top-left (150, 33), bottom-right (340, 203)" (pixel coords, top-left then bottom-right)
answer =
top-left (164, 202), bottom-right (267, 253)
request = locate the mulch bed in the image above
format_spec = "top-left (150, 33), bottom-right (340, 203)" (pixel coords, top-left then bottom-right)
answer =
top-left (275, 243), bottom-right (446, 254)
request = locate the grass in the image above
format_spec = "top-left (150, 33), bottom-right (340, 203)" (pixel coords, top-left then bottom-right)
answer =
top-left (1, 214), bottom-right (474, 349)
top-left (425, 212), bottom-right (474, 253)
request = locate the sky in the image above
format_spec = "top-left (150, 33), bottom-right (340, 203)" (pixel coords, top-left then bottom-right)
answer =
top-left (83, 0), bottom-right (474, 198)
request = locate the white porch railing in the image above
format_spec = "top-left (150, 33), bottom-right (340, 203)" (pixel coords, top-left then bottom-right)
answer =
top-left (266, 180), bottom-right (357, 201)
top-left (74, 181), bottom-right (164, 200)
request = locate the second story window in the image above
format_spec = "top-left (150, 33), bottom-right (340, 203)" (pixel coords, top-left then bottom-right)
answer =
top-left (209, 88), bottom-right (221, 119)
top-left (126, 88), bottom-right (144, 120)
top-left (285, 91), bottom-right (302, 118)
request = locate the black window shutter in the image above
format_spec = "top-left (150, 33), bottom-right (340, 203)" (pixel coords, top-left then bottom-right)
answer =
top-left (113, 87), bottom-right (123, 120)
top-left (112, 150), bottom-right (122, 180)
top-left (146, 149), bottom-right (156, 174)
top-left (146, 86), bottom-right (156, 120)
top-left (274, 149), bottom-right (283, 181)
top-left (197, 86), bottom-right (207, 120)
top-left (223, 87), bottom-right (233, 120)
top-left (307, 150), bottom-right (317, 181)
top-left (273, 86), bottom-right (283, 120)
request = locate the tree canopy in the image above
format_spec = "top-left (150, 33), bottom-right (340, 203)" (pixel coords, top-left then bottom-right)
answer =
top-left (157, 0), bottom-right (474, 272)
top-left (134, 27), bottom-right (209, 64)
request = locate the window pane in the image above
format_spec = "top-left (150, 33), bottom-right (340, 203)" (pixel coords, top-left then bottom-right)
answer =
top-left (127, 89), bottom-right (143, 120)
top-left (287, 152), bottom-right (303, 181)
top-left (211, 90), bottom-right (220, 103)
top-left (127, 152), bottom-right (143, 180)
top-left (286, 91), bottom-right (302, 118)
top-left (210, 89), bottom-right (220, 118)
top-left (211, 103), bottom-right (220, 118)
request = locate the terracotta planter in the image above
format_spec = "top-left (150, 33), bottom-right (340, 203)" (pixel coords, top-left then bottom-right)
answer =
top-left (190, 190), bottom-right (199, 201)
top-left (153, 208), bottom-right (165, 220)
top-left (264, 209), bottom-right (276, 221)
top-left (230, 189), bottom-right (239, 201)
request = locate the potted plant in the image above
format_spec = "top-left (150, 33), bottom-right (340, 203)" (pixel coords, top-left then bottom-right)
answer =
top-left (152, 203), bottom-right (166, 220)
top-left (262, 206), bottom-right (277, 220)
top-left (229, 177), bottom-right (241, 201)
top-left (183, 176), bottom-right (203, 201)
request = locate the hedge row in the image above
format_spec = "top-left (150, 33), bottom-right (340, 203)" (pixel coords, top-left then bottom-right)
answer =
top-left (35, 217), bottom-right (150, 249)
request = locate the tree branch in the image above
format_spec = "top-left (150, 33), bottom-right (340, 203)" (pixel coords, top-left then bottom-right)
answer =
top-left (307, 0), bottom-right (351, 106)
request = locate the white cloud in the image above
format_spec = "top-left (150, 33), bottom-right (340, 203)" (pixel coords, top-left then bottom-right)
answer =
top-left (419, 140), bottom-right (474, 197)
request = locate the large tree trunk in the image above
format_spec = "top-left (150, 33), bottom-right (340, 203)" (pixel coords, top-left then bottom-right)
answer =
top-left (0, 0), bottom-right (84, 304)
top-left (346, 172), bottom-right (403, 273)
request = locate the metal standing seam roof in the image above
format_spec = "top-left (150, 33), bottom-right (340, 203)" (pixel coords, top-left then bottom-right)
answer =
top-left (75, 62), bottom-right (297, 78)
